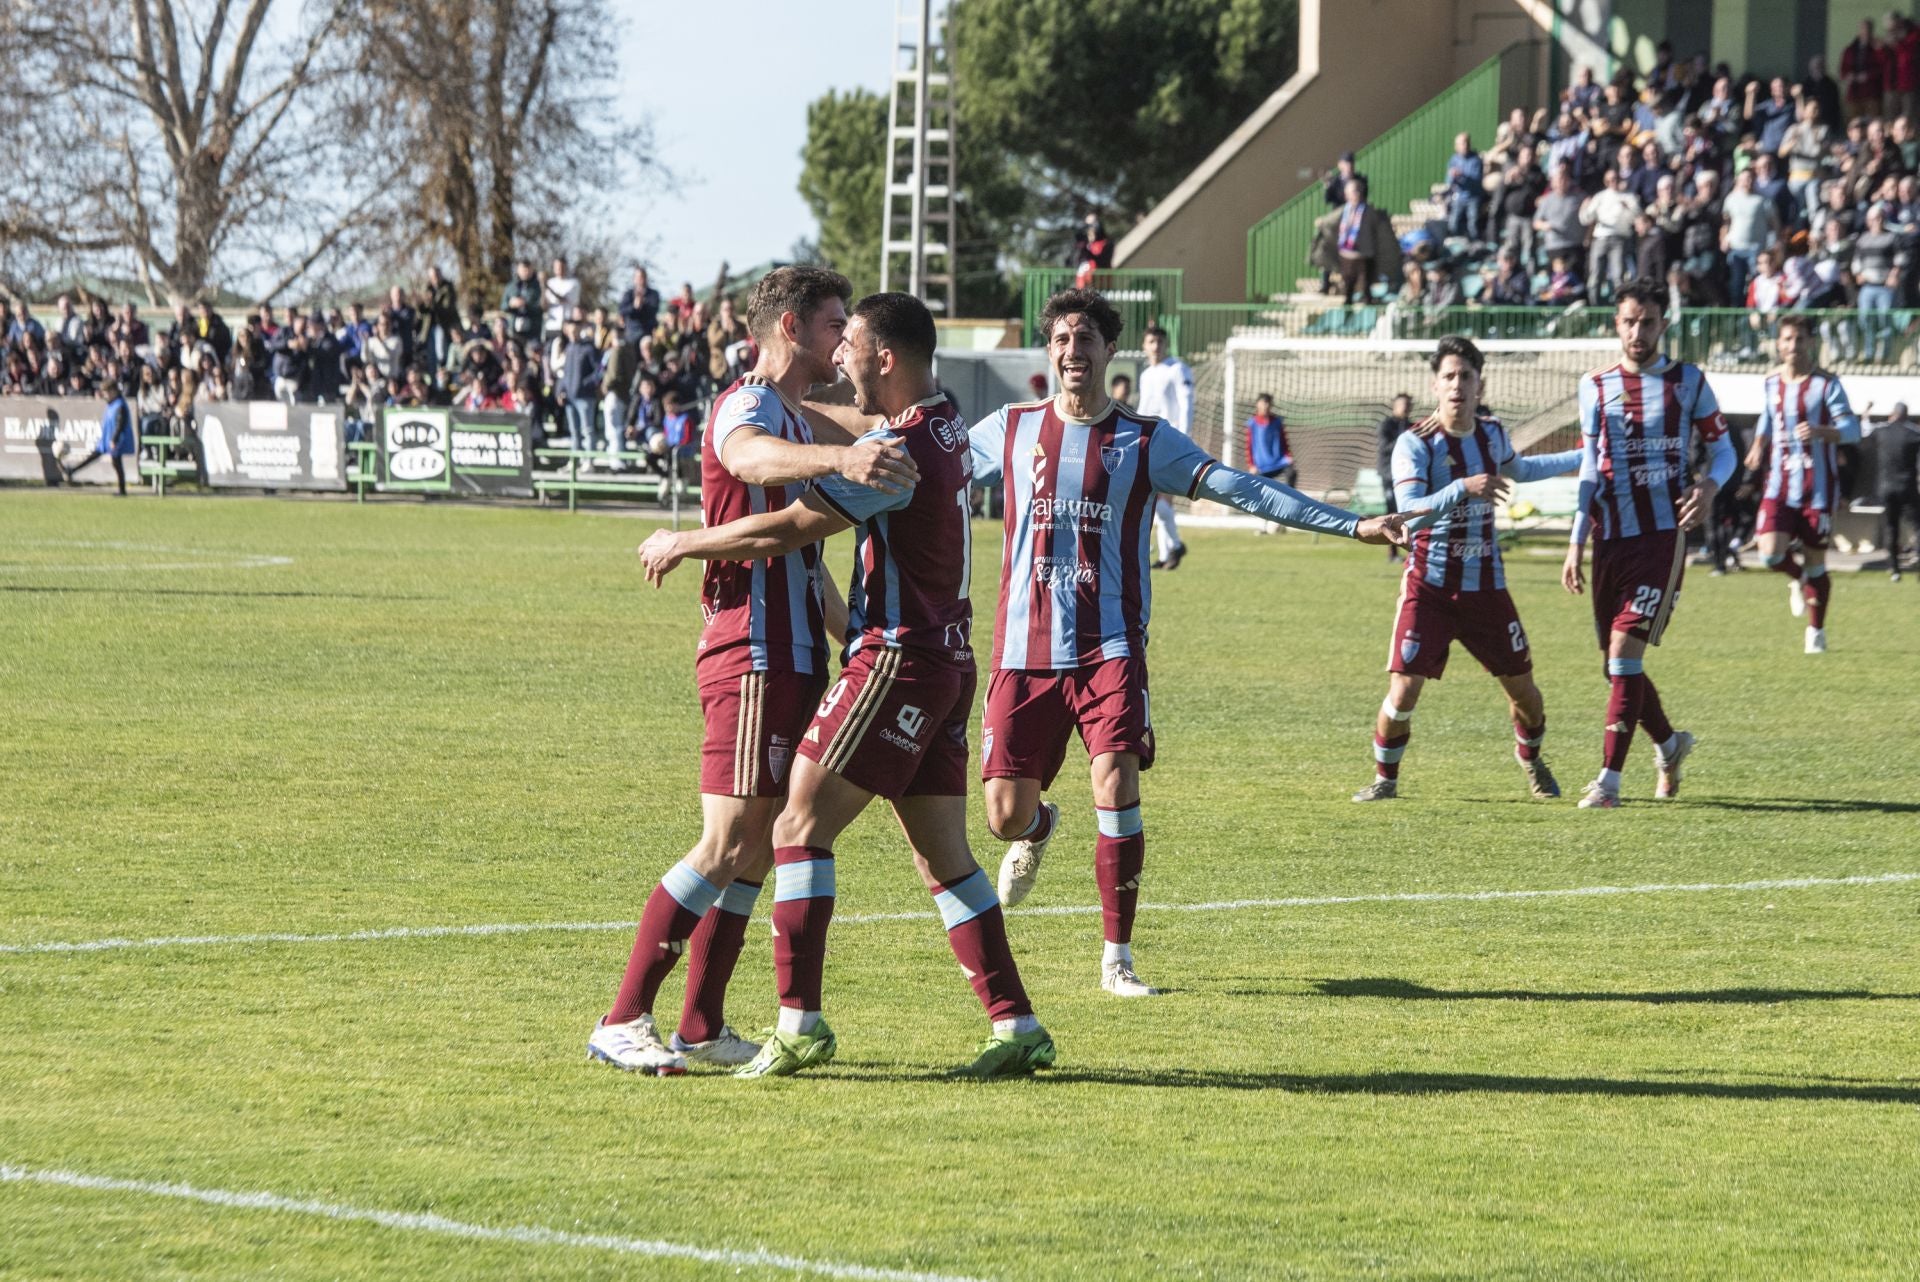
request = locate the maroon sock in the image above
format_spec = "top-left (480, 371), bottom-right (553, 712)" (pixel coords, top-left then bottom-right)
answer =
top-left (1603, 672), bottom-right (1645, 772)
top-left (1513, 716), bottom-right (1544, 761)
top-left (1638, 675), bottom-right (1674, 747)
top-left (606, 883), bottom-right (705, 1026)
top-left (1772, 552), bottom-right (1804, 581)
top-left (937, 872), bottom-right (1032, 1021)
top-left (676, 879), bottom-right (760, 1044)
top-left (1807, 571), bottom-right (1831, 628)
top-left (771, 847), bottom-right (835, 1013)
top-left (1095, 808), bottom-right (1145, 945)
top-left (1373, 728), bottom-right (1411, 779)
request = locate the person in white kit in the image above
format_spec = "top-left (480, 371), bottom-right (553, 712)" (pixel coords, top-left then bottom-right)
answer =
top-left (1135, 326), bottom-right (1195, 569)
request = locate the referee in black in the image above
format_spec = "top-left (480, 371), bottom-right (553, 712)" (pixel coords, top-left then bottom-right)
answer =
top-left (1869, 402), bottom-right (1920, 582)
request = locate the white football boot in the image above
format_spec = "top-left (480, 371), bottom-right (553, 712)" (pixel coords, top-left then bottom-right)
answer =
top-left (997, 802), bottom-right (1060, 907)
top-left (670, 1025), bottom-right (761, 1068)
top-left (1654, 730), bottom-right (1695, 800)
top-left (1101, 959), bottom-right (1162, 997)
top-left (1805, 626), bottom-right (1827, 654)
top-left (587, 1014), bottom-right (687, 1076)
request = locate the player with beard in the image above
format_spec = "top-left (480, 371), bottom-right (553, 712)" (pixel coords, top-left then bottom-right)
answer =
top-left (640, 292), bottom-right (1053, 1078)
top-left (1563, 280), bottom-right (1736, 808)
top-left (588, 267), bottom-right (918, 1076)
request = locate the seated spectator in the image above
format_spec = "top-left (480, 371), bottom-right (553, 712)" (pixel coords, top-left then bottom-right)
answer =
top-left (1751, 153), bottom-right (1797, 228)
top-left (1540, 253), bottom-right (1587, 304)
top-left (1488, 248), bottom-right (1532, 304)
top-left (1634, 212), bottom-right (1671, 283)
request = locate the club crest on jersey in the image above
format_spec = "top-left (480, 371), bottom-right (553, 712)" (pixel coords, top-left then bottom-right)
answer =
top-left (1100, 445), bottom-right (1125, 475)
top-left (1400, 632), bottom-right (1421, 664)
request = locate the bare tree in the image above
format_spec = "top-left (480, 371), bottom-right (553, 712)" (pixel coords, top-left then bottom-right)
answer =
top-left (0, 0), bottom-right (370, 305)
top-left (350, 0), bottom-right (662, 313)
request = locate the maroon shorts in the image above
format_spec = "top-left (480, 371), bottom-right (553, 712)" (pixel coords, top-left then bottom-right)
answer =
top-left (697, 668), bottom-right (829, 798)
top-left (797, 645), bottom-right (973, 799)
top-left (1592, 529), bottom-right (1686, 649)
top-left (1756, 498), bottom-right (1833, 550)
top-left (1387, 577), bottom-right (1532, 679)
top-left (981, 654), bottom-right (1154, 789)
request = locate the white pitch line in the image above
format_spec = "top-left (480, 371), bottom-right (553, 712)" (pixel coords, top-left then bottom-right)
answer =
top-left (3, 872), bottom-right (1914, 958)
top-left (0, 1164), bottom-right (988, 1282)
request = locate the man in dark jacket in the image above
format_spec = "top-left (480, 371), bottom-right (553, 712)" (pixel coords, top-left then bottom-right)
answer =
top-left (500, 260), bottom-right (542, 345)
top-left (1869, 402), bottom-right (1920, 579)
top-left (558, 320), bottom-right (602, 456)
top-left (618, 267), bottom-right (660, 344)
top-left (303, 314), bottom-right (344, 404)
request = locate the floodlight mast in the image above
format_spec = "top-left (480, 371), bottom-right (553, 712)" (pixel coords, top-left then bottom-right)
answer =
top-left (879, 0), bottom-right (954, 314)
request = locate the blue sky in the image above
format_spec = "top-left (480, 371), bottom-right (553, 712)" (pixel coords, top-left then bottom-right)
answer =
top-left (617, 1), bottom-right (896, 288)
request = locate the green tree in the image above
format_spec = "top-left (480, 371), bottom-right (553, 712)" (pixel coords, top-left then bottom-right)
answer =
top-left (951, 0), bottom-right (1297, 262)
top-left (798, 88), bottom-right (888, 300)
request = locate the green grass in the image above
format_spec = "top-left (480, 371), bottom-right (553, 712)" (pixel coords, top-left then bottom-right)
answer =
top-left (2, 488), bottom-right (1918, 1280)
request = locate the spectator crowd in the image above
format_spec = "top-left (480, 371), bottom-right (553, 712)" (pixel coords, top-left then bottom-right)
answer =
top-left (1312, 15), bottom-right (1920, 360)
top-left (0, 258), bottom-right (759, 474)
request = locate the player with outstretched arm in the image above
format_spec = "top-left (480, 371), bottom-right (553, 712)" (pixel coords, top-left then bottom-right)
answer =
top-left (975, 288), bottom-right (1407, 995)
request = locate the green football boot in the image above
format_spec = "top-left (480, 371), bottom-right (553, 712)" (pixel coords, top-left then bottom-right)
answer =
top-left (734, 1020), bottom-right (837, 1079)
top-left (951, 1026), bottom-right (1056, 1080)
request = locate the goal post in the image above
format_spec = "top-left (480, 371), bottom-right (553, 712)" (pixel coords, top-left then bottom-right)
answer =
top-left (1190, 335), bottom-right (1619, 519)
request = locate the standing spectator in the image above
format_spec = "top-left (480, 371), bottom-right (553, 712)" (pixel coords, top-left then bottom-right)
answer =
top-left (53, 295), bottom-right (86, 357)
top-left (1567, 65), bottom-right (1602, 117)
top-left (304, 313), bottom-right (344, 404)
top-left (1626, 140), bottom-right (1665, 207)
top-left (1496, 142), bottom-right (1546, 265)
top-left (1780, 99), bottom-right (1832, 221)
top-left (1867, 402), bottom-right (1920, 579)
top-left (1745, 78), bottom-right (1797, 157)
top-left (1445, 132), bottom-right (1487, 244)
top-left (1721, 166), bottom-right (1778, 304)
top-left (1322, 151), bottom-right (1364, 206)
top-left (501, 259), bottom-right (541, 344)
top-left (1633, 212), bottom-right (1670, 284)
top-left (384, 284), bottom-right (416, 370)
top-left (423, 267), bottom-right (459, 379)
top-left (666, 280), bottom-right (698, 324)
top-left (1245, 393), bottom-right (1296, 537)
top-left (543, 257), bottom-right (580, 340)
top-left (1313, 176), bottom-right (1400, 304)
top-left (558, 318), bottom-right (601, 458)
top-left (618, 267), bottom-right (660, 344)
top-left (1844, 19), bottom-right (1887, 121)
top-left (344, 362), bottom-right (377, 443)
top-left (1532, 164), bottom-right (1585, 275)
top-left (1802, 55), bottom-right (1842, 134)
top-left (1751, 153), bottom-right (1797, 230)
top-left (1376, 392), bottom-right (1413, 562)
top-left (1891, 15), bottom-right (1920, 123)
top-left (190, 300), bottom-right (232, 366)
top-left (706, 295), bottom-right (747, 385)
top-left (1853, 203), bottom-right (1902, 361)
top-left (269, 318), bottom-right (308, 404)
top-left (600, 333), bottom-right (638, 468)
top-left (362, 313), bottom-right (405, 386)
top-left (1580, 168), bottom-right (1641, 301)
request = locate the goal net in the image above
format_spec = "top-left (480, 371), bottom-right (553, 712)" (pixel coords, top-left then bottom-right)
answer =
top-left (1188, 336), bottom-right (1620, 509)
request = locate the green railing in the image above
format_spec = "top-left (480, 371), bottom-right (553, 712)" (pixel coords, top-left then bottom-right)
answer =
top-left (1244, 42), bottom-right (1532, 301)
top-left (1021, 268), bottom-right (1184, 348)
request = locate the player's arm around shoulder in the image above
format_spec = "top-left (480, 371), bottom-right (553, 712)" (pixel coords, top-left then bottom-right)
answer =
top-left (718, 383), bottom-right (918, 493)
top-left (638, 491), bottom-right (852, 587)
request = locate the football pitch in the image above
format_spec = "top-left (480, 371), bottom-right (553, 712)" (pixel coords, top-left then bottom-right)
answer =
top-left (3, 489), bottom-right (1917, 1280)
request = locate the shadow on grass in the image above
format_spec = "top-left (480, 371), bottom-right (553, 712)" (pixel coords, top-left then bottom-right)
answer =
top-left (828, 1063), bottom-right (1920, 1103)
top-left (1310, 977), bottom-right (1920, 1004)
top-left (0, 585), bottom-right (442, 601)
top-left (1662, 798), bottom-right (1920, 815)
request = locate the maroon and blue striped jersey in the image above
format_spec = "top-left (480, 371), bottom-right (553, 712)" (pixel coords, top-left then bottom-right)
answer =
top-left (696, 378), bottom-right (828, 679)
top-left (1756, 370), bottom-right (1859, 510)
top-left (813, 393), bottom-right (974, 666)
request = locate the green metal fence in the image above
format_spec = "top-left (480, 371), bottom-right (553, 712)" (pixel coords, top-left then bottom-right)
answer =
top-left (1020, 268), bottom-right (1185, 349)
top-left (1244, 43), bottom-right (1532, 302)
